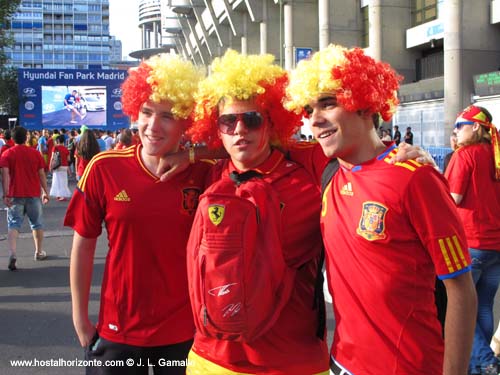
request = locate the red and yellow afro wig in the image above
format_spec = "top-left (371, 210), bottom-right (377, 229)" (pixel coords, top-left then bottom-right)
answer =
top-left (188, 49), bottom-right (303, 148)
top-left (121, 53), bottom-right (204, 121)
top-left (285, 44), bottom-right (402, 122)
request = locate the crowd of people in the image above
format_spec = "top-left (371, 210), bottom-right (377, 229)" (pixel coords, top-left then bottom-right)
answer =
top-left (2, 44), bottom-right (500, 375)
top-left (0, 126), bottom-right (140, 270)
top-left (0, 126), bottom-right (140, 181)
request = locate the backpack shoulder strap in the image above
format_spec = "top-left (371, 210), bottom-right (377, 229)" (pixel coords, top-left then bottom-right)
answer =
top-left (321, 158), bottom-right (340, 195)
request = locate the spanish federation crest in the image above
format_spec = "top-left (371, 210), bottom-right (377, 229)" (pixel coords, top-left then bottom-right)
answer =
top-left (182, 188), bottom-right (201, 215)
top-left (356, 201), bottom-right (388, 241)
top-left (208, 204), bottom-right (225, 226)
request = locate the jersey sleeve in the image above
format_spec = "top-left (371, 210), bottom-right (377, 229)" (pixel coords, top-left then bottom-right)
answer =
top-left (286, 142), bottom-right (329, 187)
top-left (63, 159), bottom-right (105, 238)
top-left (444, 149), bottom-right (471, 196)
top-left (405, 166), bottom-right (471, 279)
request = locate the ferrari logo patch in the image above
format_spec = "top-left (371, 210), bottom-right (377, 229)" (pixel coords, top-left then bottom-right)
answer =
top-left (208, 204), bottom-right (225, 226)
top-left (356, 201), bottom-right (388, 241)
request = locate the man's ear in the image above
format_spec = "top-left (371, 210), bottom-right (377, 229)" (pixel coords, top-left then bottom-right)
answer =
top-left (472, 122), bottom-right (481, 132)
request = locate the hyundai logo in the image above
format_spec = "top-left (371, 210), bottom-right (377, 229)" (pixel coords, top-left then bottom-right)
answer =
top-left (23, 87), bottom-right (36, 95)
top-left (112, 88), bottom-right (122, 96)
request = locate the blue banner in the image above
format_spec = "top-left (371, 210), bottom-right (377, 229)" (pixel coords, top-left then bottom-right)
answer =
top-left (18, 68), bottom-right (130, 131)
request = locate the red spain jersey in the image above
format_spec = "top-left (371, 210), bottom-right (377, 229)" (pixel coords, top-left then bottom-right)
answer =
top-left (444, 143), bottom-right (500, 250)
top-left (191, 150), bottom-right (330, 374)
top-left (1, 144), bottom-right (45, 197)
top-left (322, 145), bottom-right (470, 375)
top-left (64, 144), bottom-right (213, 347)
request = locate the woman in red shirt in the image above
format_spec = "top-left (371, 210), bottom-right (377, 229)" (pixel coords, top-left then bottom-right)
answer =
top-left (445, 105), bottom-right (500, 375)
top-left (49, 134), bottom-right (72, 201)
top-left (75, 128), bottom-right (100, 181)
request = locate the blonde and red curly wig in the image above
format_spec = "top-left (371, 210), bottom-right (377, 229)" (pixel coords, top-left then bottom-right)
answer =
top-left (285, 44), bottom-right (403, 122)
top-left (121, 54), bottom-right (204, 121)
top-left (188, 50), bottom-right (303, 149)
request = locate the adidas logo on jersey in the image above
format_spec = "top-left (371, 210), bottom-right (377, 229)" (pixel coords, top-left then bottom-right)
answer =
top-left (114, 190), bottom-right (131, 202)
top-left (340, 182), bottom-right (354, 196)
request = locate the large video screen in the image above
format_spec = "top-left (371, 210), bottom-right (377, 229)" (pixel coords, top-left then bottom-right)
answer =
top-left (18, 69), bottom-right (129, 131)
top-left (42, 86), bottom-right (107, 127)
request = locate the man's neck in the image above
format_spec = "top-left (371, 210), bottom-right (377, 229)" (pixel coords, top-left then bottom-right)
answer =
top-left (338, 138), bottom-right (387, 170)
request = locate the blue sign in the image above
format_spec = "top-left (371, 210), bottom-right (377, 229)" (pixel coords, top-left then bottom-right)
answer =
top-left (295, 47), bottom-right (313, 65)
top-left (18, 69), bottom-right (130, 130)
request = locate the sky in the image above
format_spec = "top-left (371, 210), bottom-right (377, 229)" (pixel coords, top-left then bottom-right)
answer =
top-left (108, 0), bottom-right (142, 59)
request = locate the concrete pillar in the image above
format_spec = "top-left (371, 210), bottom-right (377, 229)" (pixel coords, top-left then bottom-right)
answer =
top-left (284, 1), bottom-right (293, 70)
top-left (260, 0), bottom-right (267, 54)
top-left (369, 0), bottom-right (382, 61)
top-left (153, 21), bottom-right (159, 48)
top-left (318, 0), bottom-right (329, 50)
top-left (141, 24), bottom-right (147, 49)
top-left (443, 0), bottom-right (463, 132)
top-left (241, 13), bottom-right (248, 55)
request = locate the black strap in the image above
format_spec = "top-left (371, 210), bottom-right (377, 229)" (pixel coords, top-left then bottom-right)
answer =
top-left (229, 170), bottom-right (263, 186)
top-left (321, 158), bottom-right (340, 194)
top-left (313, 250), bottom-right (326, 340)
top-left (314, 158), bottom-right (340, 340)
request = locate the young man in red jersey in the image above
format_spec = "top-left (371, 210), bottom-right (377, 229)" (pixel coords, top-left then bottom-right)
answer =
top-left (64, 54), bottom-right (211, 375)
top-left (1, 126), bottom-right (49, 270)
top-left (285, 45), bottom-right (477, 375)
top-left (183, 50), bottom-right (329, 375)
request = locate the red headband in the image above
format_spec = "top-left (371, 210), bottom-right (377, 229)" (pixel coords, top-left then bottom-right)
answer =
top-left (456, 105), bottom-right (500, 180)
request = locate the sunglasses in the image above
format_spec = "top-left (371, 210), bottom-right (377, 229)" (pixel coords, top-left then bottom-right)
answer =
top-left (217, 111), bottom-right (264, 135)
top-left (454, 121), bottom-right (474, 130)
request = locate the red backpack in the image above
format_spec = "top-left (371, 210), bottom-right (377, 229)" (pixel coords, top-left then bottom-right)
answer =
top-left (187, 161), bottom-right (300, 342)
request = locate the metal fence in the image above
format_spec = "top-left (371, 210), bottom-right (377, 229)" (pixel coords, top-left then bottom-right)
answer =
top-left (423, 146), bottom-right (452, 172)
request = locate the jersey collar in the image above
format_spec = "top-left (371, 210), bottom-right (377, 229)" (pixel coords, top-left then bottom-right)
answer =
top-left (228, 149), bottom-right (284, 176)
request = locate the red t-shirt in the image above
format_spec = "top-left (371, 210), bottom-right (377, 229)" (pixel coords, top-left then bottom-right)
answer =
top-left (445, 143), bottom-right (500, 250)
top-left (191, 150), bottom-right (329, 374)
top-left (51, 145), bottom-right (69, 167)
top-left (64, 145), bottom-right (213, 347)
top-left (1, 144), bottom-right (45, 197)
top-left (322, 145), bottom-right (470, 375)
top-left (47, 137), bottom-right (54, 158)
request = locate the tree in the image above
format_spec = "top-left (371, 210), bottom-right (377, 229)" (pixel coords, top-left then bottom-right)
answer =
top-left (0, 0), bottom-right (21, 115)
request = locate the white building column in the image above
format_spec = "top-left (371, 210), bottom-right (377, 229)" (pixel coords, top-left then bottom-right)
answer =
top-left (142, 24), bottom-right (147, 49)
top-left (260, 0), bottom-right (267, 54)
top-left (241, 13), bottom-right (248, 55)
top-left (368, 0), bottom-right (382, 61)
top-left (284, 1), bottom-right (293, 70)
top-left (318, 0), bottom-right (329, 50)
top-left (153, 21), bottom-right (159, 48)
top-left (443, 0), bottom-right (463, 132)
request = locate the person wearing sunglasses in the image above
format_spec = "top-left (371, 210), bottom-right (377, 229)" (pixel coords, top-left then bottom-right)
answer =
top-left (183, 49), bottom-right (330, 375)
top-left (285, 44), bottom-right (477, 375)
top-left (64, 54), bottom-right (212, 375)
top-left (444, 105), bottom-right (500, 375)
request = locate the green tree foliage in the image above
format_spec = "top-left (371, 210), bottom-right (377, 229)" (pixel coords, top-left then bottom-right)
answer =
top-left (0, 0), bottom-right (21, 114)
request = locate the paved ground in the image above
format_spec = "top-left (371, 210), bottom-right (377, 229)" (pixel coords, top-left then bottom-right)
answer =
top-left (0, 179), bottom-right (106, 374)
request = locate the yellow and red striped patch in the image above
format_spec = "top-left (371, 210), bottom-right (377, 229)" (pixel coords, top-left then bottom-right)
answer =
top-left (438, 235), bottom-right (469, 273)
